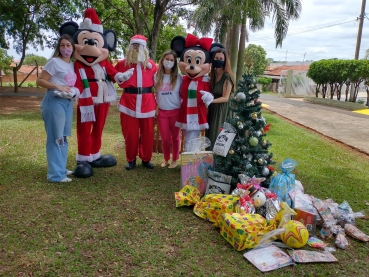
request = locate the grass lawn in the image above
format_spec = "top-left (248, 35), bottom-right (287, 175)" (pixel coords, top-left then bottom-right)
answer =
top-left (0, 103), bottom-right (368, 276)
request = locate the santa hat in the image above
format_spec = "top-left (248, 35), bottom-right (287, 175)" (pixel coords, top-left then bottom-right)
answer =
top-left (130, 35), bottom-right (147, 47)
top-left (79, 8), bottom-right (103, 33)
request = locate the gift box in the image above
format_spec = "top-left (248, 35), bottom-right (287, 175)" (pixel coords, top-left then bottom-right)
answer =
top-left (219, 213), bottom-right (276, 251)
top-left (294, 209), bottom-right (317, 237)
top-left (205, 170), bottom-right (232, 195)
top-left (193, 194), bottom-right (239, 226)
top-left (181, 151), bottom-right (213, 195)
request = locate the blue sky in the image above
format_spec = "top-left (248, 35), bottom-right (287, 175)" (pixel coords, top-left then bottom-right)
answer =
top-left (7, 0), bottom-right (369, 62)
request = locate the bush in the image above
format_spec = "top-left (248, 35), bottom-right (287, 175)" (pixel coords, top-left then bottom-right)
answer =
top-left (257, 77), bottom-right (272, 92)
top-left (27, 82), bottom-right (36, 87)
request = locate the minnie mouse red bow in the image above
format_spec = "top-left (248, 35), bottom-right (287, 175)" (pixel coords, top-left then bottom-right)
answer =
top-left (185, 33), bottom-right (213, 52)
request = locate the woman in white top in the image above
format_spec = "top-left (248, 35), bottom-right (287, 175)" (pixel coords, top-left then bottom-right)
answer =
top-left (37, 34), bottom-right (79, 183)
top-left (154, 50), bottom-right (183, 168)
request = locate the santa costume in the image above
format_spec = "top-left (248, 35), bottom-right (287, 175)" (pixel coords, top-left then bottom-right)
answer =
top-left (115, 35), bottom-right (158, 170)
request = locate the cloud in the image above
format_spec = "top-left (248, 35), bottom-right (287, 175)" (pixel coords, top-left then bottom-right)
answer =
top-left (248, 0), bottom-right (368, 61)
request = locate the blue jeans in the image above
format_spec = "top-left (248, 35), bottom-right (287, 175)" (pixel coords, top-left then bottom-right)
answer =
top-left (40, 89), bottom-right (74, 182)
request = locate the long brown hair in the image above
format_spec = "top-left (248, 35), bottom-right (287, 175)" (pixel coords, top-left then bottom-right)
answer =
top-left (210, 48), bottom-right (235, 92)
top-left (155, 50), bottom-right (179, 91)
top-left (52, 34), bottom-right (75, 58)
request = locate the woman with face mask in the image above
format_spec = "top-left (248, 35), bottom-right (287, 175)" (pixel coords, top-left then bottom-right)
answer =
top-left (37, 34), bottom-right (79, 183)
top-left (154, 50), bottom-right (183, 168)
top-left (206, 48), bottom-right (235, 151)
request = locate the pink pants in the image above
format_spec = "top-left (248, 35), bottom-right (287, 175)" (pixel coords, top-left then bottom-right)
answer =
top-left (157, 109), bottom-right (180, 161)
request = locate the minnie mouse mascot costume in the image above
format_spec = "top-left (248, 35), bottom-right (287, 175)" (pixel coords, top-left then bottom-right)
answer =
top-left (171, 34), bottom-right (222, 151)
top-left (60, 8), bottom-right (133, 177)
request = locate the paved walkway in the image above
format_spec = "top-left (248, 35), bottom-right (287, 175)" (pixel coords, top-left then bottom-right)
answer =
top-left (260, 94), bottom-right (369, 155)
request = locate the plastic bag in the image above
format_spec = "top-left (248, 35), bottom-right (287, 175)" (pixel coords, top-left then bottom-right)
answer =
top-left (269, 159), bottom-right (298, 207)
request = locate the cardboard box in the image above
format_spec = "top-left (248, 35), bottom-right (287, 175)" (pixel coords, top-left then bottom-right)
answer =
top-left (294, 209), bottom-right (317, 236)
top-left (180, 151), bottom-right (213, 195)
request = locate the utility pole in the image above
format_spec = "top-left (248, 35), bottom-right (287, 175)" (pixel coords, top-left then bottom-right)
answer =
top-left (284, 50), bottom-right (288, 63)
top-left (350, 0), bottom-right (366, 101)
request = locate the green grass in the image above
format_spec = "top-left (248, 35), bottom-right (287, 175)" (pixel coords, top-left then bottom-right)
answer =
top-left (0, 105), bottom-right (369, 276)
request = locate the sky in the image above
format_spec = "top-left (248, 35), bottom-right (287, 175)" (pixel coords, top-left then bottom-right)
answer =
top-left (6, 0), bottom-right (369, 62)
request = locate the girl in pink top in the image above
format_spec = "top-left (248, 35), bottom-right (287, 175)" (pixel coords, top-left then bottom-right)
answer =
top-left (154, 50), bottom-right (183, 168)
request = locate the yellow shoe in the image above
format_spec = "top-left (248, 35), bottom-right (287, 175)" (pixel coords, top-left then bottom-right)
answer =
top-left (161, 161), bottom-right (169, 168)
top-left (168, 161), bottom-right (178, 169)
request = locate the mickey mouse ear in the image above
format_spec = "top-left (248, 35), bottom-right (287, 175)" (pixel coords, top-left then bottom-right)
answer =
top-left (170, 36), bottom-right (186, 58)
top-left (210, 42), bottom-right (225, 56)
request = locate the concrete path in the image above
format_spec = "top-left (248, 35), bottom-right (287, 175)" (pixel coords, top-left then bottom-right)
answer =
top-left (260, 94), bottom-right (369, 155)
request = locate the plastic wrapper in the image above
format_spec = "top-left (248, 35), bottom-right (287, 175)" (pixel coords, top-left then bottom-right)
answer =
top-left (234, 195), bottom-right (255, 214)
top-left (205, 170), bottom-right (232, 195)
top-left (335, 227), bottom-right (349, 250)
top-left (265, 198), bottom-right (281, 221)
top-left (175, 185), bottom-right (201, 207)
top-left (307, 237), bottom-right (327, 249)
top-left (269, 159), bottom-right (297, 207)
top-left (337, 200), bottom-right (355, 225)
top-left (344, 223), bottom-right (369, 242)
top-left (312, 196), bottom-right (336, 226)
top-left (185, 136), bottom-right (211, 153)
top-left (193, 194), bottom-right (239, 226)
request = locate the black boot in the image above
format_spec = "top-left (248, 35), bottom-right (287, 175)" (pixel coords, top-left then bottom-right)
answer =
top-left (142, 161), bottom-right (154, 169)
top-left (125, 159), bottom-right (136, 170)
top-left (74, 162), bottom-right (93, 178)
top-left (90, 154), bottom-right (117, 168)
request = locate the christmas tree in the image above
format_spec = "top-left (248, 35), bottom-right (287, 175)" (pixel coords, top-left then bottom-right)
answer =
top-left (213, 72), bottom-right (275, 188)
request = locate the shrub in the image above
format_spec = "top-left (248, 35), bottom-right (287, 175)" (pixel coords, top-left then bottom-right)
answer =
top-left (257, 77), bottom-right (272, 92)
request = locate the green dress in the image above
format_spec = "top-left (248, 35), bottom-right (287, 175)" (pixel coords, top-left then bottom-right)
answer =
top-left (206, 72), bottom-right (234, 151)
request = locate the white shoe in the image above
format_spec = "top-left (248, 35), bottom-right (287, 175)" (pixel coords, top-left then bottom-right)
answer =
top-left (60, 177), bottom-right (72, 183)
top-left (168, 161), bottom-right (178, 169)
top-left (66, 170), bottom-right (74, 176)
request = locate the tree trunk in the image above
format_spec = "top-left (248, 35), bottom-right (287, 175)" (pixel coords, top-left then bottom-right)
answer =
top-left (229, 23), bottom-right (240, 75)
top-left (225, 26), bottom-right (233, 55)
top-left (236, 14), bottom-right (247, 86)
top-left (13, 67), bottom-right (18, 93)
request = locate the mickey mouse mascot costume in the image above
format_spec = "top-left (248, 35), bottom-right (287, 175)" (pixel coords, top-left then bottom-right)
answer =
top-left (171, 34), bottom-right (222, 151)
top-left (60, 8), bottom-right (133, 177)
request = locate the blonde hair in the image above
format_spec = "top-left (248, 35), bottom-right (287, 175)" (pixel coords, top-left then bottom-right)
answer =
top-left (125, 44), bottom-right (150, 68)
top-left (155, 50), bottom-right (178, 91)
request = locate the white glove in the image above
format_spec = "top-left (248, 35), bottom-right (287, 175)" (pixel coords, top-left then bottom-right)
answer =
top-left (54, 90), bottom-right (76, 99)
top-left (200, 90), bottom-right (214, 107)
top-left (116, 68), bottom-right (134, 83)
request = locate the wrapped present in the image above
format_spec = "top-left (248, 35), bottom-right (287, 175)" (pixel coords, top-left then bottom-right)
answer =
top-left (219, 213), bottom-right (276, 251)
top-left (181, 151), bottom-right (213, 195)
top-left (269, 159), bottom-right (298, 207)
top-left (174, 185), bottom-right (201, 207)
top-left (294, 209), bottom-right (317, 237)
top-left (193, 194), bottom-right (239, 226)
top-left (213, 122), bottom-right (237, 157)
top-left (205, 170), bottom-right (232, 195)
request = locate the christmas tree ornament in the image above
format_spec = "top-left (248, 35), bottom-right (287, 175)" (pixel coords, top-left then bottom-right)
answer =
top-left (258, 158), bottom-right (264, 165)
top-left (246, 163), bottom-right (252, 169)
top-left (251, 112), bottom-right (258, 119)
top-left (235, 92), bottom-right (246, 102)
top-left (262, 167), bottom-right (270, 176)
top-left (241, 145), bottom-right (246, 151)
top-left (255, 130), bottom-right (262, 137)
top-left (249, 136), bottom-right (258, 147)
top-left (237, 121), bottom-right (242, 125)
top-left (243, 154), bottom-right (247, 159)
top-left (250, 84), bottom-right (255, 88)
top-left (238, 124), bottom-right (244, 129)
top-left (262, 140), bottom-right (267, 146)
top-left (229, 149), bottom-right (234, 155)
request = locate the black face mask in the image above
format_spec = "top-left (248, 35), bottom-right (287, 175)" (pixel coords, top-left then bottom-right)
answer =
top-left (212, 60), bottom-right (225, 68)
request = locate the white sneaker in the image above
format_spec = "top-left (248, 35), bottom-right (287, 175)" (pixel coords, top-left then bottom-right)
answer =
top-left (60, 177), bottom-right (72, 183)
top-left (66, 170), bottom-right (74, 176)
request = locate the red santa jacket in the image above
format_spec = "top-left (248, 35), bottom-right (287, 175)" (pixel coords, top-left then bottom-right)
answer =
top-left (115, 59), bottom-right (157, 118)
top-left (175, 75), bottom-right (210, 130)
top-left (74, 59), bottom-right (119, 104)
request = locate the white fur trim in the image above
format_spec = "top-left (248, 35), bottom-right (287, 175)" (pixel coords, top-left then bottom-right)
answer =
top-left (79, 18), bottom-right (103, 33)
top-left (91, 152), bottom-right (101, 160)
top-left (136, 63), bottom-right (142, 87)
top-left (175, 122), bottom-right (208, 130)
top-left (146, 62), bottom-right (152, 69)
top-left (130, 38), bottom-right (146, 47)
top-left (118, 104), bottom-right (155, 118)
top-left (76, 153), bottom-right (93, 162)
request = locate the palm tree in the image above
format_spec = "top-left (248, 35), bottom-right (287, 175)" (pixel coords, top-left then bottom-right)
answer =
top-left (191, 0), bottom-right (302, 86)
